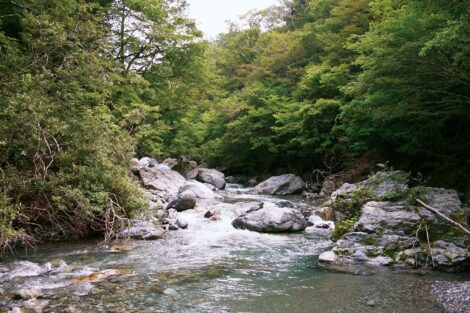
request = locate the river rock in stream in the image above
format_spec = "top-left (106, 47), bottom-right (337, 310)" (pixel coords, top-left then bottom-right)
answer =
top-left (172, 156), bottom-right (199, 180)
top-left (118, 221), bottom-right (166, 240)
top-left (232, 202), bottom-right (308, 233)
top-left (255, 174), bottom-right (305, 196)
top-left (179, 180), bottom-right (220, 199)
top-left (197, 168), bottom-right (226, 190)
top-left (167, 190), bottom-right (197, 212)
top-left (134, 160), bottom-right (186, 204)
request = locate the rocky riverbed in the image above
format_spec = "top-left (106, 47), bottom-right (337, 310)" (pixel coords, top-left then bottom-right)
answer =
top-left (0, 158), bottom-right (469, 312)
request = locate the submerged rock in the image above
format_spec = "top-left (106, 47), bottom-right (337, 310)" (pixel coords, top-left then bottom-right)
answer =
top-left (232, 203), bottom-right (307, 233)
top-left (197, 168), bottom-right (226, 190)
top-left (204, 210), bottom-right (215, 218)
top-left (255, 174), bottom-right (305, 196)
top-left (110, 245), bottom-right (133, 253)
top-left (0, 261), bottom-right (53, 283)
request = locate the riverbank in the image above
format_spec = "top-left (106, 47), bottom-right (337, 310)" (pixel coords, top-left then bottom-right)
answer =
top-left (1, 157), bottom-right (469, 312)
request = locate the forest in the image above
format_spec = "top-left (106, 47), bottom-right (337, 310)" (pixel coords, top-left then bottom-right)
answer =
top-left (0, 0), bottom-right (469, 252)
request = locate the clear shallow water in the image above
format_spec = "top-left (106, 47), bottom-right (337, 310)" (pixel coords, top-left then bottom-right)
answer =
top-left (1, 189), bottom-right (466, 312)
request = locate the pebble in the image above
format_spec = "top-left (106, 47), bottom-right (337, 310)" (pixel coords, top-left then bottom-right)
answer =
top-left (432, 281), bottom-right (470, 313)
top-left (366, 299), bottom-right (376, 307)
top-left (163, 288), bottom-right (177, 295)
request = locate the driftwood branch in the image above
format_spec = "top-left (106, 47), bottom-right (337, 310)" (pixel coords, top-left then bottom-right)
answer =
top-left (416, 199), bottom-right (470, 236)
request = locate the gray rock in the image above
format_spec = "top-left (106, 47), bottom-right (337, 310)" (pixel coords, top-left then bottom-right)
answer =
top-left (308, 215), bottom-right (335, 230)
top-left (255, 174), bottom-right (305, 196)
top-left (179, 181), bottom-right (219, 199)
top-left (331, 171), bottom-right (409, 201)
top-left (355, 201), bottom-right (421, 235)
top-left (173, 156), bottom-right (199, 180)
top-left (168, 190), bottom-right (197, 212)
top-left (431, 241), bottom-right (470, 269)
top-left (197, 168), bottom-right (226, 189)
top-left (118, 221), bottom-right (166, 240)
top-left (417, 188), bottom-right (464, 227)
top-left (137, 164), bottom-right (186, 200)
top-left (232, 203), bottom-right (307, 233)
top-left (318, 251), bottom-right (338, 263)
top-left (176, 217), bottom-right (188, 229)
top-left (367, 256), bottom-right (394, 266)
top-left (162, 158), bottom-right (178, 169)
top-left (0, 261), bottom-right (52, 283)
top-left (138, 157), bottom-right (158, 168)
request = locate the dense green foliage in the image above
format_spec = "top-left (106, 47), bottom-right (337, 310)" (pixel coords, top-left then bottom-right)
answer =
top-left (167, 0), bottom-right (469, 194)
top-left (0, 0), bottom-right (203, 252)
top-left (1, 0), bottom-right (469, 252)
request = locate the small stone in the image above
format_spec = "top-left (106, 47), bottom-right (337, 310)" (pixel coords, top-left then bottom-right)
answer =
top-left (168, 224), bottom-right (179, 231)
top-left (163, 288), bottom-right (177, 295)
top-left (204, 210), bottom-right (215, 218)
top-left (366, 299), bottom-right (376, 307)
top-left (12, 288), bottom-right (42, 300)
top-left (176, 218), bottom-right (188, 229)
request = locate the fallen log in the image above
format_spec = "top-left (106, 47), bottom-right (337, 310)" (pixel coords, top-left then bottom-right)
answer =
top-left (416, 199), bottom-right (470, 236)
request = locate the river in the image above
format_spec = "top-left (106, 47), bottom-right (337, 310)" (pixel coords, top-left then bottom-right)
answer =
top-left (0, 185), bottom-right (466, 312)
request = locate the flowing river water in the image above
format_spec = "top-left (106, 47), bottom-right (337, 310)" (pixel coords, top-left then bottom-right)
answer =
top-left (1, 185), bottom-right (467, 313)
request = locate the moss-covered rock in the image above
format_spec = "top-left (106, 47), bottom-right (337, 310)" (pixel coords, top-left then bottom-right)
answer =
top-left (319, 171), bottom-right (470, 272)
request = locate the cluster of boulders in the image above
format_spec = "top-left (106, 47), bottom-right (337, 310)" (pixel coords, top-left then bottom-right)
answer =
top-left (124, 156), bottom-right (227, 239)
top-left (127, 157), bottom-right (470, 273)
top-left (125, 158), bottom-right (317, 237)
top-left (316, 171), bottom-right (470, 272)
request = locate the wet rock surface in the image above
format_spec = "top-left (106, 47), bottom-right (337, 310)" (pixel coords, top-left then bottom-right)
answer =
top-left (232, 203), bottom-right (308, 233)
top-left (118, 221), bottom-right (166, 240)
